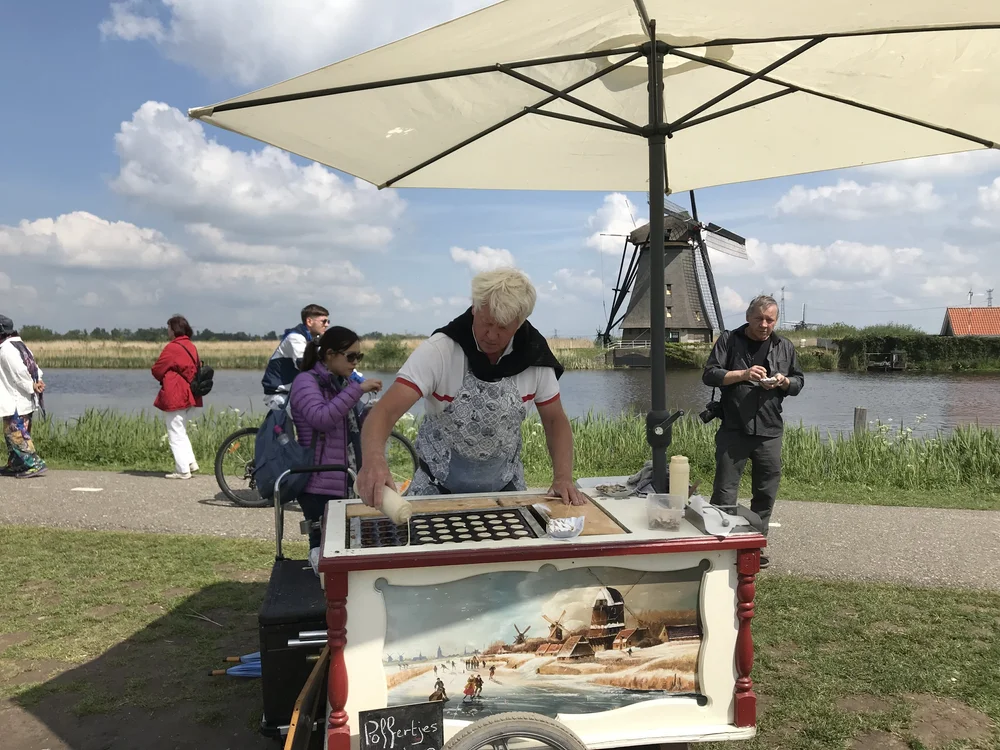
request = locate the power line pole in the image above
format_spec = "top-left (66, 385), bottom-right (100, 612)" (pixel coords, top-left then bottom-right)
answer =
top-left (780, 286), bottom-right (786, 327)
top-left (988, 289), bottom-right (994, 308)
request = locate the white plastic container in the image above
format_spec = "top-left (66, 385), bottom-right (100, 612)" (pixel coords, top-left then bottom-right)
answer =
top-left (646, 493), bottom-right (685, 531)
top-left (669, 455), bottom-right (690, 499)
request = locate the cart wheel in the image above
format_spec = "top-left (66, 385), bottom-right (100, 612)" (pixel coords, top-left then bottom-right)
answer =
top-left (214, 426), bottom-right (268, 507)
top-left (443, 712), bottom-right (588, 750)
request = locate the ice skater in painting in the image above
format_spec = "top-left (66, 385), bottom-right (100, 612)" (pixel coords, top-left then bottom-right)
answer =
top-left (429, 677), bottom-right (449, 703)
top-left (462, 676), bottom-right (477, 702)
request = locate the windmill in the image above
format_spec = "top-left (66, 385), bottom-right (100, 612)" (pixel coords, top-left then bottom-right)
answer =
top-left (512, 624), bottom-right (531, 645)
top-left (543, 610), bottom-right (567, 642)
top-left (601, 191), bottom-right (748, 359)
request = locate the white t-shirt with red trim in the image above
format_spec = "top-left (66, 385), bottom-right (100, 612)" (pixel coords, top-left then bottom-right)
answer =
top-left (396, 333), bottom-right (560, 418)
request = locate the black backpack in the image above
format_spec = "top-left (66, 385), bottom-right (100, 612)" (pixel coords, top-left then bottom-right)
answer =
top-left (174, 342), bottom-right (215, 398)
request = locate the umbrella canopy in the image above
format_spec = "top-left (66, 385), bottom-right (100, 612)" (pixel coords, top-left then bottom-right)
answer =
top-left (190, 0), bottom-right (1000, 492)
top-left (190, 0), bottom-right (1000, 192)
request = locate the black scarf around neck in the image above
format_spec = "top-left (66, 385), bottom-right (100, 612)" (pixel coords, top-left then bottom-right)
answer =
top-left (435, 308), bottom-right (564, 383)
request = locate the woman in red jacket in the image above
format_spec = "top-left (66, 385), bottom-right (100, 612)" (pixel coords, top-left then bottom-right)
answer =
top-left (152, 315), bottom-right (203, 479)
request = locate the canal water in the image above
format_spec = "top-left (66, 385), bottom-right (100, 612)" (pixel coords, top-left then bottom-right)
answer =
top-left (39, 368), bottom-right (1000, 437)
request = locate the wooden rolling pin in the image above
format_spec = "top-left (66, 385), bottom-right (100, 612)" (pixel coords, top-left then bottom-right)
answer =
top-left (354, 481), bottom-right (412, 525)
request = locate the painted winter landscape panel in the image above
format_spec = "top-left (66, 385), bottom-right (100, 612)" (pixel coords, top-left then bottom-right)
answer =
top-left (379, 565), bottom-right (705, 720)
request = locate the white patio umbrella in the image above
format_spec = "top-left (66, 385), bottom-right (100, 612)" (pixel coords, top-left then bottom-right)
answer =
top-left (190, 0), bottom-right (1000, 492)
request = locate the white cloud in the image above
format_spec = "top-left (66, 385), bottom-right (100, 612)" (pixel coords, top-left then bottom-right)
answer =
top-left (553, 268), bottom-right (603, 297)
top-left (864, 150), bottom-right (1000, 179)
top-left (775, 179), bottom-right (943, 220)
top-left (185, 223), bottom-right (302, 263)
top-left (747, 238), bottom-right (925, 281)
top-left (100, 0), bottom-right (498, 86)
top-left (448, 296), bottom-right (469, 307)
top-left (79, 292), bottom-right (103, 308)
top-left (920, 273), bottom-right (988, 298)
top-left (536, 280), bottom-right (576, 306)
top-left (0, 272), bottom-right (37, 302)
top-left (943, 244), bottom-right (978, 265)
top-left (977, 177), bottom-right (1000, 211)
top-left (389, 286), bottom-right (416, 312)
top-left (112, 101), bottom-right (404, 247)
top-left (718, 286), bottom-right (746, 313)
top-left (450, 245), bottom-right (516, 273)
top-left (112, 280), bottom-right (165, 307)
top-left (0, 211), bottom-right (187, 269)
top-left (585, 193), bottom-right (645, 254)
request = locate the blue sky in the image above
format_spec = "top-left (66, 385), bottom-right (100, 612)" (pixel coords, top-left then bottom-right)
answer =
top-left (3, 1), bottom-right (999, 337)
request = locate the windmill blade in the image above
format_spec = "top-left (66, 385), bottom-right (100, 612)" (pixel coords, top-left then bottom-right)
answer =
top-left (523, 626), bottom-right (531, 634)
top-left (542, 615), bottom-right (556, 625)
top-left (558, 610), bottom-right (566, 623)
top-left (703, 227), bottom-right (749, 260)
top-left (705, 223), bottom-right (745, 245)
top-left (664, 197), bottom-right (693, 221)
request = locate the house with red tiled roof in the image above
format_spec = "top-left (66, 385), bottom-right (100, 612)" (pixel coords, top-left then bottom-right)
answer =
top-left (940, 308), bottom-right (1000, 336)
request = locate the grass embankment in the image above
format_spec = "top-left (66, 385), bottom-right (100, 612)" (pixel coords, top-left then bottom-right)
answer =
top-left (29, 337), bottom-right (609, 371)
top-left (1, 526), bottom-right (998, 750)
top-left (22, 410), bottom-right (1000, 510)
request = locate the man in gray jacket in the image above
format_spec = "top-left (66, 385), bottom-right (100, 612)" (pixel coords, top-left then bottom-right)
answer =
top-left (702, 295), bottom-right (805, 567)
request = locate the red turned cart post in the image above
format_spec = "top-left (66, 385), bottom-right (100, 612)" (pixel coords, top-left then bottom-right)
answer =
top-left (326, 573), bottom-right (350, 750)
top-left (734, 547), bottom-right (760, 727)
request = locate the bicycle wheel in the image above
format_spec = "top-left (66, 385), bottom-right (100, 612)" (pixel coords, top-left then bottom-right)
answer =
top-left (386, 430), bottom-right (418, 493)
top-left (443, 712), bottom-right (588, 750)
top-left (214, 427), bottom-right (268, 507)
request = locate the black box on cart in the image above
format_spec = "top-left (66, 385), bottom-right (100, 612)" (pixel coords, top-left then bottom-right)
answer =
top-left (258, 558), bottom-right (327, 738)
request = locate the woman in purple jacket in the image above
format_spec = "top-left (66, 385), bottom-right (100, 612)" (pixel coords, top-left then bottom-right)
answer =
top-left (290, 327), bottom-right (382, 555)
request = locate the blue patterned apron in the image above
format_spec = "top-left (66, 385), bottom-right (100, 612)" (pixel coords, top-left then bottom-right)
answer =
top-left (407, 370), bottom-right (527, 495)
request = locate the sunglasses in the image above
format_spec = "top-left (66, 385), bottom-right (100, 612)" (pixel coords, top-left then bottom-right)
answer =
top-left (341, 351), bottom-right (364, 364)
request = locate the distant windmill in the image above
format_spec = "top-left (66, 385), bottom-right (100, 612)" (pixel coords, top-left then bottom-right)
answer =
top-left (512, 624), bottom-right (531, 645)
top-left (601, 190), bottom-right (748, 352)
top-left (543, 610), bottom-right (567, 641)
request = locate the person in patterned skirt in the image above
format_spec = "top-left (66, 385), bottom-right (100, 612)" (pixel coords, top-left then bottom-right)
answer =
top-left (0, 315), bottom-right (47, 478)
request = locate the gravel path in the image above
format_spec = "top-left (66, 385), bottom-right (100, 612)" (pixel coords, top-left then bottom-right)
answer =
top-left (2, 470), bottom-right (999, 590)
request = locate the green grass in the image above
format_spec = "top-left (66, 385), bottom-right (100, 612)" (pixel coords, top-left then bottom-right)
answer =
top-left (1, 526), bottom-right (998, 749)
top-left (20, 410), bottom-right (1000, 510)
top-left (0, 526), bottom-right (306, 719)
top-left (706, 576), bottom-right (1000, 750)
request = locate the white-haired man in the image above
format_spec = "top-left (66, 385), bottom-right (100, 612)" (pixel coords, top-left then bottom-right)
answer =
top-left (702, 295), bottom-right (805, 567)
top-left (357, 268), bottom-right (586, 507)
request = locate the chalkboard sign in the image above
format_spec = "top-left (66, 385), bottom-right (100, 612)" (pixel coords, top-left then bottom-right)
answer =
top-left (360, 701), bottom-right (444, 750)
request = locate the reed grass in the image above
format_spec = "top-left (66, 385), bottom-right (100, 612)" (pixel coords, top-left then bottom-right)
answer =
top-left (18, 410), bottom-right (1000, 507)
top-left (28, 338), bottom-right (606, 370)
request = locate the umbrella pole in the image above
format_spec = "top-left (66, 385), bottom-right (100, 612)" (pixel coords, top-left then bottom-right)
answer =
top-left (645, 29), bottom-right (669, 494)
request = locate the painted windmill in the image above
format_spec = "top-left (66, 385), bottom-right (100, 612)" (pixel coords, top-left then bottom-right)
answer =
top-left (601, 191), bottom-right (748, 353)
top-left (512, 624), bottom-right (531, 645)
top-left (543, 610), bottom-right (568, 642)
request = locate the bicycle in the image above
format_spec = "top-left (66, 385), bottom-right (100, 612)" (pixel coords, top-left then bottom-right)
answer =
top-left (214, 418), bottom-right (418, 508)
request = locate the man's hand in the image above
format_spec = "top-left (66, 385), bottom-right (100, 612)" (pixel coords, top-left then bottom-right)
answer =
top-left (361, 379), bottom-right (383, 394)
top-left (355, 457), bottom-right (396, 508)
top-left (745, 365), bottom-right (768, 382)
top-left (33, 381), bottom-right (45, 395)
top-left (761, 373), bottom-right (789, 391)
top-left (548, 478), bottom-right (587, 506)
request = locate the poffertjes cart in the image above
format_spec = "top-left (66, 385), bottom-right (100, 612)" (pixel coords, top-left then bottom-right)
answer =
top-left (308, 487), bottom-right (764, 750)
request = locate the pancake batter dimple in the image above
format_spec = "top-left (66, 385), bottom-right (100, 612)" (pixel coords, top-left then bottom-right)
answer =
top-left (348, 505), bottom-right (547, 548)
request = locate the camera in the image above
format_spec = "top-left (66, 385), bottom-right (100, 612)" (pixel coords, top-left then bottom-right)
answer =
top-left (699, 400), bottom-right (723, 424)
